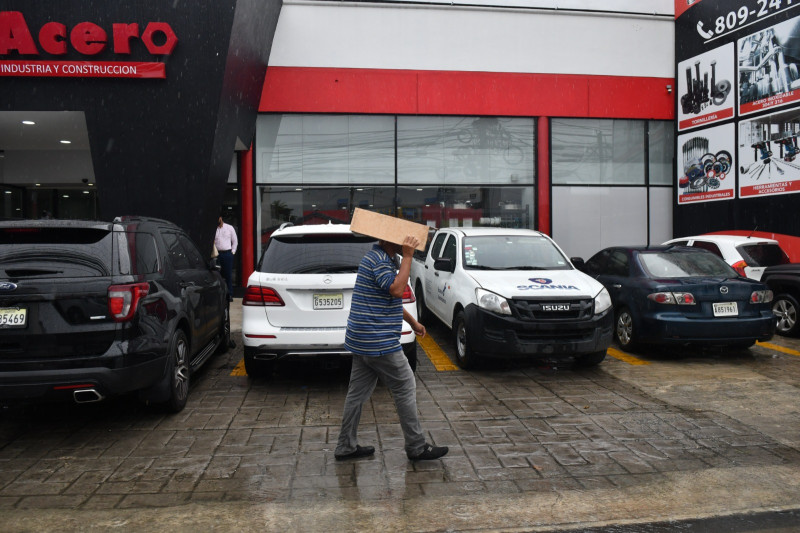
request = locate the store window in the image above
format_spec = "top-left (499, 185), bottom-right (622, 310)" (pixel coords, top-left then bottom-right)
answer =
top-left (551, 119), bottom-right (645, 185)
top-left (397, 116), bottom-right (535, 185)
top-left (256, 115), bottom-right (395, 185)
top-left (255, 114), bottom-right (538, 259)
top-left (550, 118), bottom-right (674, 259)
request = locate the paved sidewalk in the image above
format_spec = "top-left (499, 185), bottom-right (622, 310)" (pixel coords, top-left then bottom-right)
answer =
top-left (1, 300), bottom-right (799, 531)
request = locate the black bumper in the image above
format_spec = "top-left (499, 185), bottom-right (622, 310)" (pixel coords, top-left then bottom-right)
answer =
top-left (0, 354), bottom-right (169, 403)
top-left (463, 304), bottom-right (614, 359)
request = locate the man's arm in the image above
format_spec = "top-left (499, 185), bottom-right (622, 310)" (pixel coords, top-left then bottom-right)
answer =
top-left (403, 307), bottom-right (426, 338)
top-left (230, 225), bottom-right (238, 255)
top-left (389, 235), bottom-right (419, 298)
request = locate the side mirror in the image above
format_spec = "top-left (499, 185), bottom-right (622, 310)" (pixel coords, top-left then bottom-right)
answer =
top-left (570, 257), bottom-right (586, 272)
top-left (209, 258), bottom-right (221, 272)
top-left (434, 257), bottom-right (455, 273)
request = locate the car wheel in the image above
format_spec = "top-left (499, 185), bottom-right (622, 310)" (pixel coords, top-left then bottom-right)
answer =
top-left (773, 293), bottom-right (800, 336)
top-left (402, 340), bottom-right (418, 372)
top-left (575, 350), bottom-right (606, 367)
top-left (162, 329), bottom-right (190, 413)
top-left (615, 307), bottom-right (639, 351)
top-left (244, 354), bottom-right (274, 378)
top-left (453, 310), bottom-right (478, 369)
top-left (215, 304), bottom-right (231, 354)
top-left (415, 282), bottom-right (429, 322)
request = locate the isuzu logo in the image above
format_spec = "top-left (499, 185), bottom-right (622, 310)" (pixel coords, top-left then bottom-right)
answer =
top-left (0, 282), bottom-right (18, 292)
top-left (542, 304), bottom-right (570, 312)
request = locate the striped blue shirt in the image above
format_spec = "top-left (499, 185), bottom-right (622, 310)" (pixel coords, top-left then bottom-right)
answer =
top-left (345, 244), bottom-right (403, 356)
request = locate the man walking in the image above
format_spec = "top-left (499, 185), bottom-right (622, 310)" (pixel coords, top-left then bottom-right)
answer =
top-left (335, 234), bottom-right (448, 462)
top-left (214, 214), bottom-right (238, 302)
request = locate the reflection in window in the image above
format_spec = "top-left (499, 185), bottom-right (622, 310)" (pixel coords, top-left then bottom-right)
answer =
top-left (552, 118), bottom-right (645, 185)
top-left (398, 116), bottom-right (535, 185)
top-left (649, 121), bottom-right (674, 186)
top-left (256, 115), bottom-right (395, 185)
top-left (397, 186), bottom-right (533, 229)
top-left (256, 186), bottom-right (395, 258)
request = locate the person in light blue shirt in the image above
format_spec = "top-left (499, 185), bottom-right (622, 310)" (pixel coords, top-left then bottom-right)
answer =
top-left (335, 234), bottom-right (449, 462)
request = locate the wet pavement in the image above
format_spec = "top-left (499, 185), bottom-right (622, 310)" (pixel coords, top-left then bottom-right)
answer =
top-left (1, 300), bottom-right (800, 531)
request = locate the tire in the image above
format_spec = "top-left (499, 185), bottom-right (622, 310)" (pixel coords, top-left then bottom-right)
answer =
top-left (244, 353), bottom-right (274, 378)
top-left (402, 340), bottom-right (418, 372)
top-left (453, 310), bottom-right (478, 369)
top-left (773, 293), bottom-right (800, 336)
top-left (575, 350), bottom-right (607, 367)
top-left (215, 304), bottom-right (231, 355)
top-left (161, 329), bottom-right (190, 413)
top-left (615, 307), bottom-right (639, 351)
top-left (415, 282), bottom-right (429, 322)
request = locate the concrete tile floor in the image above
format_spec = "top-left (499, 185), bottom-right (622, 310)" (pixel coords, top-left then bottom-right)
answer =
top-left (1, 299), bottom-right (800, 531)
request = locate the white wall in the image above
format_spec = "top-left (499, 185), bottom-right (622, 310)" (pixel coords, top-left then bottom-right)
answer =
top-left (269, 1), bottom-right (675, 77)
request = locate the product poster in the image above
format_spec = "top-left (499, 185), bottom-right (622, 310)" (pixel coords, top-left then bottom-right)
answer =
top-left (677, 122), bottom-right (736, 204)
top-left (739, 15), bottom-right (800, 116)
top-left (738, 107), bottom-right (800, 197)
top-left (678, 43), bottom-right (735, 131)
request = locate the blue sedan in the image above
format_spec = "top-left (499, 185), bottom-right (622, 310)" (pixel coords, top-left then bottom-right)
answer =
top-left (577, 246), bottom-right (775, 351)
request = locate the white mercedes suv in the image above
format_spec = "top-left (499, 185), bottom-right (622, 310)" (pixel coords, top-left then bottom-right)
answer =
top-left (242, 223), bottom-right (419, 376)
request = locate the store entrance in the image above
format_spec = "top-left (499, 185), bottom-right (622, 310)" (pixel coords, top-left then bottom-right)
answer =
top-left (0, 111), bottom-right (96, 220)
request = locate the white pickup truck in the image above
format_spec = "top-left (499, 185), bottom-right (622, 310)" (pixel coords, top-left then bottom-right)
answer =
top-left (410, 227), bottom-right (614, 368)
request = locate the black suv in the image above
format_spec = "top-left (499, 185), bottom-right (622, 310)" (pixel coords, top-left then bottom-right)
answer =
top-left (0, 217), bottom-right (230, 411)
top-left (761, 263), bottom-right (800, 336)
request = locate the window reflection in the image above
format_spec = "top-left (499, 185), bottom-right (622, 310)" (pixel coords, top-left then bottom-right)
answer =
top-left (551, 118), bottom-right (645, 185)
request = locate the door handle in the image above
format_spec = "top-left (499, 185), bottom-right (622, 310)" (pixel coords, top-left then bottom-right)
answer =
top-left (612, 284), bottom-right (622, 289)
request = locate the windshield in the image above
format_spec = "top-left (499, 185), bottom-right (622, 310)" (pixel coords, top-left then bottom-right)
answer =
top-left (736, 243), bottom-right (790, 267)
top-left (639, 250), bottom-right (738, 278)
top-left (259, 233), bottom-right (377, 274)
top-left (462, 235), bottom-right (571, 270)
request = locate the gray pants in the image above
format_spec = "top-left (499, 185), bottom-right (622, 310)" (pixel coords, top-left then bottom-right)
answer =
top-left (335, 349), bottom-right (427, 457)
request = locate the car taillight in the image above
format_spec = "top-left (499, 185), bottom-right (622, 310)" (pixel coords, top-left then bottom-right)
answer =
top-left (751, 290), bottom-right (773, 304)
top-left (108, 282), bottom-right (149, 322)
top-left (647, 292), bottom-right (695, 305)
top-left (243, 285), bottom-right (285, 306)
top-left (731, 260), bottom-right (748, 277)
top-left (402, 284), bottom-right (416, 304)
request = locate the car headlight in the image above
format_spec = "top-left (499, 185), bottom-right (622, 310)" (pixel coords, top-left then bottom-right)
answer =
top-left (476, 288), bottom-right (511, 315)
top-left (594, 287), bottom-right (612, 315)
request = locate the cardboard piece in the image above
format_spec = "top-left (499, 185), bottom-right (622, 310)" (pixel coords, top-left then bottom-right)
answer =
top-left (350, 208), bottom-right (429, 251)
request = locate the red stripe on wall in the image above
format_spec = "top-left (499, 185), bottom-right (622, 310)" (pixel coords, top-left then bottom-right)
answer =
top-left (260, 67), bottom-right (675, 120)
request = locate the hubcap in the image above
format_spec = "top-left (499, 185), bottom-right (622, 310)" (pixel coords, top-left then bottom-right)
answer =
top-left (456, 322), bottom-right (467, 358)
top-left (774, 300), bottom-right (796, 333)
top-left (174, 337), bottom-right (189, 400)
top-left (616, 312), bottom-right (633, 346)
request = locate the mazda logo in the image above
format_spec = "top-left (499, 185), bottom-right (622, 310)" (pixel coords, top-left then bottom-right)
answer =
top-left (720, 286), bottom-right (729, 294)
top-left (0, 282), bottom-right (17, 292)
top-left (323, 275), bottom-right (333, 285)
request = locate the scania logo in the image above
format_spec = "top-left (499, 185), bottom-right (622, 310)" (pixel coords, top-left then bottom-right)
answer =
top-left (323, 275), bottom-right (333, 285)
top-left (0, 282), bottom-right (18, 292)
top-left (529, 278), bottom-right (551, 285)
top-left (720, 286), bottom-right (729, 294)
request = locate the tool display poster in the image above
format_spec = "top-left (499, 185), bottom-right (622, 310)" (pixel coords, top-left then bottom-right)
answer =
top-left (675, 0), bottom-right (800, 203)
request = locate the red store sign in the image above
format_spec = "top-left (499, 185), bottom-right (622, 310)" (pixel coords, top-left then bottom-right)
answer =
top-left (0, 11), bottom-right (177, 79)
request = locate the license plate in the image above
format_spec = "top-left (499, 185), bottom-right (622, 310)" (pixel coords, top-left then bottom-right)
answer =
top-left (713, 302), bottom-right (738, 317)
top-left (313, 293), bottom-right (343, 310)
top-left (0, 307), bottom-right (27, 328)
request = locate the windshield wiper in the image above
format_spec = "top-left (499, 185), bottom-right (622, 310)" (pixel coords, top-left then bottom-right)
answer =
top-left (502, 265), bottom-right (549, 270)
top-left (466, 265), bottom-right (499, 270)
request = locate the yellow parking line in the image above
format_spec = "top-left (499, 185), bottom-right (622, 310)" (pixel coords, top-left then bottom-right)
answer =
top-left (230, 358), bottom-right (248, 376)
top-left (418, 334), bottom-right (459, 371)
top-left (607, 347), bottom-right (651, 365)
top-left (756, 341), bottom-right (800, 357)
